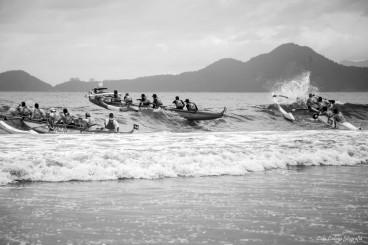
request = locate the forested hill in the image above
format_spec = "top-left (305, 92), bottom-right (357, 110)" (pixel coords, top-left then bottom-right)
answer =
top-left (0, 70), bottom-right (55, 91)
top-left (2, 43), bottom-right (368, 92)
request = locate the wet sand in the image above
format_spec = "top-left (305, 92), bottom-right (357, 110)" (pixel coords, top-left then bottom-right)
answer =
top-left (0, 165), bottom-right (367, 244)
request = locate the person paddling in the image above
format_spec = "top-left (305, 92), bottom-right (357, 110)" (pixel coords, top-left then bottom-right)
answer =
top-left (124, 93), bottom-right (133, 105)
top-left (332, 108), bottom-right (346, 128)
top-left (104, 113), bottom-right (119, 131)
top-left (112, 90), bottom-right (121, 102)
top-left (306, 94), bottom-right (319, 112)
top-left (81, 112), bottom-right (97, 131)
top-left (48, 108), bottom-right (59, 124)
top-left (172, 96), bottom-right (185, 109)
top-left (151, 94), bottom-right (163, 109)
top-left (18, 102), bottom-right (32, 117)
top-left (319, 106), bottom-right (334, 125)
top-left (58, 108), bottom-right (76, 125)
top-left (138, 94), bottom-right (151, 108)
top-left (317, 97), bottom-right (331, 111)
top-left (31, 103), bottom-right (46, 120)
top-left (185, 99), bottom-right (198, 112)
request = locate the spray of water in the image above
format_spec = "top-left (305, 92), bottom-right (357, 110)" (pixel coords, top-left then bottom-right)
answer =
top-left (272, 72), bottom-right (319, 103)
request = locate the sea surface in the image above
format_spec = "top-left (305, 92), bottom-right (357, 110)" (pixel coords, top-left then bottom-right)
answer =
top-left (1, 76), bottom-right (368, 244)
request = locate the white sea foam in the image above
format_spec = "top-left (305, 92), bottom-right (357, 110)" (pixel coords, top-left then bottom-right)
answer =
top-left (272, 72), bottom-right (319, 103)
top-left (1, 131), bottom-right (368, 185)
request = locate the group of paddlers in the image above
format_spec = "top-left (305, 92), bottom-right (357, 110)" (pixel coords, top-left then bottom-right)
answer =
top-left (107, 90), bottom-right (199, 111)
top-left (6, 102), bottom-right (121, 132)
top-left (306, 93), bottom-right (346, 126)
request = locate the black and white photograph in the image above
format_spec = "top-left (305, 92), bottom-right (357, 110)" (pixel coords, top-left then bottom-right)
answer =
top-left (0, 0), bottom-right (367, 244)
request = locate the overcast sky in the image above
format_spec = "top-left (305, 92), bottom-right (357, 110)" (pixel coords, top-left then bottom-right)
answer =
top-left (1, 0), bottom-right (368, 85)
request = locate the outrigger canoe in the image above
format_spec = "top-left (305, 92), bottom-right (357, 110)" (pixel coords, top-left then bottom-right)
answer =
top-left (313, 114), bottom-right (361, 130)
top-left (87, 87), bottom-right (139, 112)
top-left (87, 87), bottom-right (226, 121)
top-left (21, 118), bottom-right (139, 134)
top-left (0, 120), bottom-right (38, 134)
top-left (164, 107), bottom-right (227, 121)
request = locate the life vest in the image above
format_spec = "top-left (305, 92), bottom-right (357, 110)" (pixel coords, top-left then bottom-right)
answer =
top-left (105, 118), bottom-right (116, 130)
top-left (153, 98), bottom-right (162, 106)
top-left (318, 100), bottom-right (331, 110)
top-left (174, 100), bottom-right (184, 108)
top-left (124, 96), bottom-right (132, 103)
top-left (334, 112), bottom-right (346, 123)
top-left (88, 118), bottom-right (96, 127)
top-left (62, 113), bottom-right (74, 124)
top-left (140, 98), bottom-right (150, 106)
top-left (307, 97), bottom-right (319, 109)
top-left (33, 109), bottom-right (42, 119)
top-left (19, 106), bottom-right (32, 116)
top-left (187, 102), bottom-right (197, 111)
top-left (324, 110), bottom-right (334, 118)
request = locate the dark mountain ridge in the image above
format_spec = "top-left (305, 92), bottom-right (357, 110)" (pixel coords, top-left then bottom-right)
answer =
top-left (0, 70), bottom-right (55, 91)
top-left (1, 43), bottom-right (368, 92)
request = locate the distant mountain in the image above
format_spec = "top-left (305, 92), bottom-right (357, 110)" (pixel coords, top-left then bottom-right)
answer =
top-left (55, 43), bottom-right (368, 92)
top-left (0, 70), bottom-right (55, 91)
top-left (2, 43), bottom-right (368, 92)
top-left (340, 60), bottom-right (368, 67)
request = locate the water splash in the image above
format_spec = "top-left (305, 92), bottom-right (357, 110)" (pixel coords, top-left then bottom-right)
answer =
top-left (272, 72), bottom-right (319, 103)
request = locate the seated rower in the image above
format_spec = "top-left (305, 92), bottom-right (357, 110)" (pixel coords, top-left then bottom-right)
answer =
top-left (18, 101), bottom-right (33, 117)
top-left (124, 93), bottom-right (133, 105)
top-left (58, 108), bottom-right (77, 125)
top-left (332, 109), bottom-right (346, 128)
top-left (81, 112), bottom-right (97, 131)
top-left (317, 97), bottom-right (331, 111)
top-left (172, 96), bottom-right (185, 109)
top-left (138, 94), bottom-right (151, 108)
top-left (185, 99), bottom-right (198, 112)
top-left (151, 94), bottom-right (163, 109)
top-left (6, 107), bottom-right (20, 118)
top-left (104, 113), bottom-right (119, 132)
top-left (48, 108), bottom-right (59, 125)
top-left (306, 94), bottom-right (319, 112)
top-left (31, 103), bottom-right (46, 120)
top-left (112, 90), bottom-right (121, 102)
top-left (320, 106), bottom-right (334, 125)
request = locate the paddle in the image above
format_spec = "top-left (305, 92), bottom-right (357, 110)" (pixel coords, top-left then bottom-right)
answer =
top-left (272, 93), bottom-right (289, 99)
top-left (80, 124), bottom-right (99, 132)
top-left (290, 108), bottom-right (310, 112)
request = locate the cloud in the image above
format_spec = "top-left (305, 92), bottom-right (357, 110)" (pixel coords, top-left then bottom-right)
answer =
top-left (0, 0), bottom-right (367, 84)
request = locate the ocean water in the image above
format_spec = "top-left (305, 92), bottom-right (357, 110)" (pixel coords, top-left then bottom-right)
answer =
top-left (1, 76), bottom-right (368, 244)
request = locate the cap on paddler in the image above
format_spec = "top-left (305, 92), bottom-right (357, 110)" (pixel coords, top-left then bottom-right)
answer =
top-left (109, 113), bottom-right (114, 118)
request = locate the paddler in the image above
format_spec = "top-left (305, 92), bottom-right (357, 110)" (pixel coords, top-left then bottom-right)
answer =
top-left (81, 112), bottom-right (97, 131)
top-left (332, 109), bottom-right (346, 128)
top-left (6, 107), bottom-right (20, 118)
top-left (18, 102), bottom-right (32, 117)
top-left (104, 113), bottom-right (119, 132)
top-left (112, 90), bottom-right (121, 102)
top-left (58, 108), bottom-right (77, 125)
top-left (317, 97), bottom-right (331, 111)
top-left (306, 94), bottom-right (319, 112)
top-left (172, 96), bottom-right (185, 109)
top-left (124, 93), bottom-right (133, 105)
top-left (185, 99), bottom-right (198, 112)
top-left (319, 106), bottom-right (334, 125)
top-left (151, 94), bottom-right (163, 109)
top-left (48, 108), bottom-right (59, 124)
top-left (31, 103), bottom-right (46, 120)
top-left (138, 94), bottom-right (151, 108)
